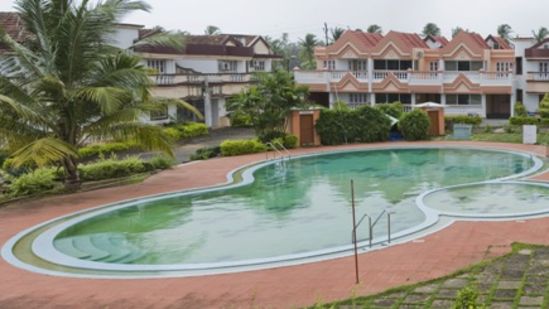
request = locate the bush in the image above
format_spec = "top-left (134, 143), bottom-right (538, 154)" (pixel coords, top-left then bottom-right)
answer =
top-left (453, 286), bottom-right (480, 309)
top-left (283, 134), bottom-right (299, 149)
top-left (509, 116), bottom-right (538, 126)
top-left (315, 106), bottom-right (391, 145)
top-left (514, 101), bottom-right (527, 117)
top-left (179, 122), bottom-right (209, 139)
top-left (78, 156), bottom-right (146, 181)
top-left (445, 115), bottom-right (482, 131)
top-left (220, 139), bottom-right (267, 156)
top-left (162, 127), bottom-right (182, 142)
top-left (146, 156), bottom-right (175, 170)
top-left (229, 111), bottom-right (253, 128)
top-left (8, 168), bottom-right (57, 197)
top-left (78, 142), bottom-right (142, 159)
top-left (0, 150), bottom-right (8, 168)
top-left (540, 93), bottom-right (549, 119)
top-left (190, 146), bottom-right (221, 161)
top-left (258, 131), bottom-right (287, 144)
top-left (399, 109), bottom-right (431, 141)
top-left (375, 102), bottom-right (404, 119)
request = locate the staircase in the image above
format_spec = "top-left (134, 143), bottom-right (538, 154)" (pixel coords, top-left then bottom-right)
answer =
top-left (54, 233), bottom-right (145, 264)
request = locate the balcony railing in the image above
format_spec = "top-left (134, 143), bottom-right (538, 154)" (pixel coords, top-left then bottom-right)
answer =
top-left (151, 73), bottom-right (253, 86)
top-left (294, 70), bottom-right (513, 86)
top-left (528, 72), bottom-right (549, 81)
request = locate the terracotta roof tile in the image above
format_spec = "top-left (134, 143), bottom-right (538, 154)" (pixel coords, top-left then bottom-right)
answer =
top-left (485, 35), bottom-right (512, 49)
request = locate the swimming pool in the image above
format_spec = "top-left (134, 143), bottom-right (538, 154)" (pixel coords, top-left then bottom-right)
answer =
top-left (2, 146), bottom-right (547, 277)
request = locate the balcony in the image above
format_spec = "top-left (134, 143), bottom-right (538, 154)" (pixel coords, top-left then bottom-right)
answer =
top-left (151, 73), bottom-right (253, 86)
top-left (526, 72), bottom-right (549, 93)
top-left (527, 72), bottom-right (549, 81)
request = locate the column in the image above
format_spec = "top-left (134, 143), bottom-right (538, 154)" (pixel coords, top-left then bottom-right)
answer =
top-left (440, 94), bottom-right (446, 106)
top-left (510, 92), bottom-right (516, 117)
top-left (204, 80), bottom-right (213, 127)
top-left (411, 93), bottom-right (417, 106)
top-left (481, 94), bottom-right (487, 118)
top-left (370, 93), bottom-right (376, 106)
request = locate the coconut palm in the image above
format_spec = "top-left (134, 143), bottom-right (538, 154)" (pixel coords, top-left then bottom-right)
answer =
top-left (497, 24), bottom-right (513, 41)
top-left (532, 27), bottom-right (549, 43)
top-left (367, 24), bottom-right (382, 34)
top-left (204, 25), bottom-right (221, 35)
top-left (0, 0), bottom-right (201, 190)
top-left (330, 27), bottom-right (345, 43)
top-left (422, 23), bottom-right (441, 37)
top-left (298, 33), bottom-right (319, 70)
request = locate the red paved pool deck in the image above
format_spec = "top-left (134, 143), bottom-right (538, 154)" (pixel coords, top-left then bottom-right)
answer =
top-left (0, 141), bottom-right (548, 309)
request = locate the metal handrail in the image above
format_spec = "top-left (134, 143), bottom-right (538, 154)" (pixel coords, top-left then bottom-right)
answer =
top-left (265, 142), bottom-right (285, 160)
top-left (272, 140), bottom-right (291, 159)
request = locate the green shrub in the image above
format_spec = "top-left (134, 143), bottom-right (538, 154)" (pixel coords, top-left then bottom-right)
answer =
top-left (453, 286), bottom-right (481, 309)
top-left (179, 122), bottom-right (209, 139)
top-left (162, 127), bottom-right (182, 142)
top-left (147, 156), bottom-right (175, 170)
top-left (399, 109), bottom-right (431, 141)
top-left (2, 158), bottom-right (36, 177)
top-left (78, 142), bottom-right (142, 159)
top-left (540, 93), bottom-right (549, 119)
top-left (258, 131), bottom-right (287, 144)
top-left (332, 100), bottom-right (350, 111)
top-left (220, 139), bottom-right (267, 156)
top-left (229, 111), bottom-right (253, 127)
top-left (375, 102), bottom-right (404, 119)
top-left (78, 156), bottom-right (146, 181)
top-left (509, 116), bottom-right (538, 126)
top-left (315, 106), bottom-right (391, 145)
top-left (8, 168), bottom-right (57, 197)
top-left (190, 146), bottom-right (221, 161)
top-left (0, 150), bottom-right (8, 168)
top-left (445, 115), bottom-right (482, 131)
top-left (283, 134), bottom-right (299, 149)
top-left (514, 101), bottom-right (527, 117)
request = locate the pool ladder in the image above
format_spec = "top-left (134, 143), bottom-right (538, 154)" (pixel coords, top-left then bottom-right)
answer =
top-left (266, 141), bottom-right (291, 161)
top-left (352, 209), bottom-right (395, 248)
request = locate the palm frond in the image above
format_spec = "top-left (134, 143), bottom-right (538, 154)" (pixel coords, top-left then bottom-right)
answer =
top-left (0, 94), bottom-right (52, 127)
top-left (76, 86), bottom-right (129, 115)
top-left (151, 98), bottom-right (203, 120)
top-left (10, 137), bottom-right (78, 167)
top-left (131, 31), bottom-right (185, 51)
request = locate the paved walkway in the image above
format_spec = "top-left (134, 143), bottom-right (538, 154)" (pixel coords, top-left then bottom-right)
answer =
top-left (0, 141), bottom-right (548, 309)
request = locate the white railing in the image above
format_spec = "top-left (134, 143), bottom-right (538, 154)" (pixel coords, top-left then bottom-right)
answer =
top-left (528, 72), bottom-right (549, 81)
top-left (151, 73), bottom-right (252, 86)
top-left (372, 70), bottom-right (409, 81)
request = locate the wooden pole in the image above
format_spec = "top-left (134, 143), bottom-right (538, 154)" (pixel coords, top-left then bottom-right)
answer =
top-left (351, 179), bottom-right (359, 284)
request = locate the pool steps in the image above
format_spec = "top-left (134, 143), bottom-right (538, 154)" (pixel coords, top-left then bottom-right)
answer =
top-left (54, 234), bottom-right (144, 264)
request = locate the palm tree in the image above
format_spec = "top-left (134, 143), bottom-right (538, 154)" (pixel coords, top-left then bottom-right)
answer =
top-left (422, 23), bottom-right (441, 37)
top-left (451, 26), bottom-right (470, 38)
top-left (204, 25), bottom-right (221, 35)
top-left (532, 27), bottom-right (549, 43)
top-left (331, 27), bottom-right (345, 43)
top-left (367, 24), bottom-right (382, 34)
top-left (0, 0), bottom-right (201, 190)
top-left (298, 33), bottom-right (319, 70)
top-left (497, 24), bottom-right (513, 41)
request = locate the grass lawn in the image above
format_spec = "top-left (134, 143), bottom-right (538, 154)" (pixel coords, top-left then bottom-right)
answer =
top-left (471, 133), bottom-right (549, 145)
top-left (309, 243), bottom-right (549, 308)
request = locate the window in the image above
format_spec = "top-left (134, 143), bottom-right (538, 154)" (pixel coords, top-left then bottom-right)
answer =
top-left (349, 93), bottom-right (369, 105)
top-left (444, 61), bottom-right (483, 71)
top-left (147, 59), bottom-right (166, 74)
top-left (218, 60), bottom-right (238, 72)
top-left (497, 62), bottom-right (512, 72)
top-left (429, 61), bottom-right (439, 71)
top-left (540, 62), bottom-right (549, 73)
top-left (446, 94), bottom-right (481, 105)
top-left (373, 60), bottom-right (413, 71)
top-left (515, 57), bottom-right (523, 75)
top-left (516, 89), bottom-right (523, 103)
top-left (150, 105), bottom-right (169, 121)
top-left (348, 60), bottom-right (367, 71)
top-left (376, 93), bottom-right (411, 104)
top-left (249, 60), bottom-right (265, 71)
top-left (323, 60), bottom-right (335, 70)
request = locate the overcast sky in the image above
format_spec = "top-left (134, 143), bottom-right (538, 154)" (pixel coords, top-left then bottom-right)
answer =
top-left (1, 0), bottom-right (548, 41)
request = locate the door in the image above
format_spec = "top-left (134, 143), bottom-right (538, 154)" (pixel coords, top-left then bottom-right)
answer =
top-left (299, 114), bottom-right (314, 146)
top-left (486, 95), bottom-right (511, 119)
top-left (540, 62), bottom-right (549, 79)
top-left (427, 110), bottom-right (440, 136)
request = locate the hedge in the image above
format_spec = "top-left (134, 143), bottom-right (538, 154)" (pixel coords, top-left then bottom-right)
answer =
top-left (399, 109), bottom-right (431, 141)
top-left (444, 115), bottom-right (482, 131)
top-left (375, 102), bottom-right (404, 119)
top-left (78, 142), bottom-right (142, 159)
top-left (229, 111), bottom-right (253, 128)
top-left (162, 122), bottom-right (209, 142)
top-left (220, 139), bottom-right (267, 156)
top-left (315, 106), bottom-right (391, 145)
top-left (272, 134), bottom-right (299, 149)
top-left (509, 116), bottom-right (539, 126)
top-left (8, 168), bottom-right (57, 197)
top-left (78, 156), bottom-right (173, 182)
top-left (190, 146), bottom-right (221, 161)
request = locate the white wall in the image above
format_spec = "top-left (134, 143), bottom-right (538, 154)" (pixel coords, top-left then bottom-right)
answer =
top-left (108, 28), bottom-right (139, 49)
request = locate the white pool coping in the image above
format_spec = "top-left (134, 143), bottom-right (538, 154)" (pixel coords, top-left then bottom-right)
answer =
top-left (1, 145), bottom-right (547, 279)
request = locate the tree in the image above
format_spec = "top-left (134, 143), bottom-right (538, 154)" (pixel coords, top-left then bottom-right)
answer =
top-left (497, 24), bottom-right (513, 41)
top-left (204, 25), bottom-right (221, 35)
top-left (265, 33), bottom-right (300, 71)
top-left (540, 93), bottom-right (549, 119)
top-left (367, 24), bottom-right (382, 34)
top-left (0, 0), bottom-right (201, 190)
top-left (226, 70), bottom-right (309, 139)
top-left (532, 27), bottom-right (549, 43)
top-left (422, 23), bottom-right (441, 37)
top-left (331, 27), bottom-right (345, 43)
top-left (298, 33), bottom-right (319, 70)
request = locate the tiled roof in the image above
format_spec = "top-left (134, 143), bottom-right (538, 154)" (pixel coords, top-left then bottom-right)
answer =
top-left (323, 30), bottom-right (383, 54)
top-left (525, 38), bottom-right (549, 58)
top-left (485, 35), bottom-right (512, 49)
top-left (425, 35), bottom-right (449, 47)
top-left (0, 12), bottom-right (31, 52)
top-left (371, 31), bottom-right (428, 54)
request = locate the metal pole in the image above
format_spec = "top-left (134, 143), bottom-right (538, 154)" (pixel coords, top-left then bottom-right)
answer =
top-left (350, 180), bottom-right (359, 285)
top-left (387, 212), bottom-right (391, 244)
top-left (369, 216), bottom-right (373, 248)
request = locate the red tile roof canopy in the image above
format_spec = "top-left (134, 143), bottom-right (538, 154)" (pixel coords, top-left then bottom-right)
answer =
top-left (525, 38), bottom-right (549, 58)
top-left (485, 35), bottom-right (512, 50)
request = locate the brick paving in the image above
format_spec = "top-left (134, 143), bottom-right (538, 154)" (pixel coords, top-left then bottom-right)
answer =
top-left (0, 141), bottom-right (548, 309)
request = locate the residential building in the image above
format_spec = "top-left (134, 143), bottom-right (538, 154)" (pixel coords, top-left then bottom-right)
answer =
top-left (0, 12), bottom-right (280, 128)
top-left (513, 37), bottom-right (549, 113)
top-left (295, 30), bottom-right (520, 119)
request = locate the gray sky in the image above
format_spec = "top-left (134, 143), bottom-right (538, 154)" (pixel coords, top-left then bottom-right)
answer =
top-left (1, 0), bottom-right (548, 41)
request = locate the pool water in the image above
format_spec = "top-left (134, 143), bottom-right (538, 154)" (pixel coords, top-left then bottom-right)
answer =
top-left (424, 183), bottom-right (549, 216)
top-left (54, 148), bottom-right (534, 265)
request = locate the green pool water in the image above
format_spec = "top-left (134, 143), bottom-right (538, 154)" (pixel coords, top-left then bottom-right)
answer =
top-left (54, 148), bottom-right (534, 265)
